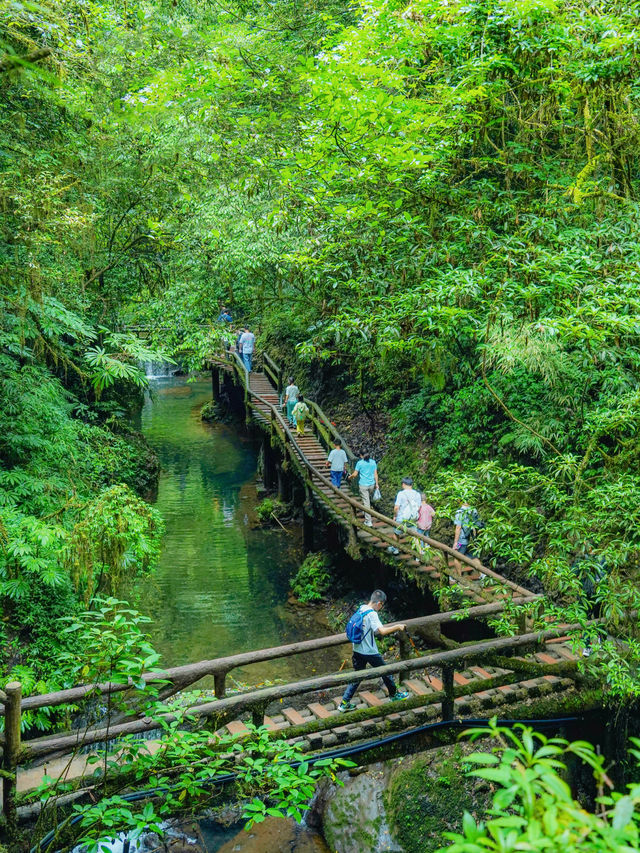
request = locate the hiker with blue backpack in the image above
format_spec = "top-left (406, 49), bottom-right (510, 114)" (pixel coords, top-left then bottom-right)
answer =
top-left (338, 589), bottom-right (410, 713)
top-left (452, 501), bottom-right (484, 574)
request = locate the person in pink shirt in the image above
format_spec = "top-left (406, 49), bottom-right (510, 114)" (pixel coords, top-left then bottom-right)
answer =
top-left (417, 494), bottom-right (435, 540)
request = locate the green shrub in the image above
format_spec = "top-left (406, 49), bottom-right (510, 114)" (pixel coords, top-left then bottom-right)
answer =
top-left (201, 401), bottom-right (217, 422)
top-left (290, 552), bottom-right (332, 602)
top-left (255, 497), bottom-right (288, 523)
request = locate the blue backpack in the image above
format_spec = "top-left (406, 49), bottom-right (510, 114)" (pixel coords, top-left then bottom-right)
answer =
top-left (345, 608), bottom-right (374, 644)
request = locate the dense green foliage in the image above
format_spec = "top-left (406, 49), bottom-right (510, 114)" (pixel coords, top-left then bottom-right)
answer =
top-left (111, 0), bottom-right (640, 696)
top-left (29, 600), bottom-right (352, 850)
top-left (0, 0), bottom-right (169, 696)
top-left (441, 721), bottom-right (640, 853)
top-left (387, 745), bottom-right (490, 853)
top-left (290, 551), bottom-right (333, 602)
top-left (4, 0), bottom-right (640, 842)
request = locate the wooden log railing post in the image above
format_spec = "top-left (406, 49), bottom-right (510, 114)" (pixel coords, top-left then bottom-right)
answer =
top-left (251, 703), bottom-right (267, 728)
top-left (263, 435), bottom-right (276, 490)
top-left (3, 681), bottom-right (21, 832)
top-left (441, 666), bottom-right (455, 721)
top-left (214, 672), bottom-right (227, 700)
top-left (277, 462), bottom-right (291, 503)
top-left (303, 486), bottom-right (315, 553)
top-left (398, 632), bottom-right (411, 661)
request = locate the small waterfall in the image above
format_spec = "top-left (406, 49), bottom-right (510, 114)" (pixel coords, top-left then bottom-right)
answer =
top-left (141, 360), bottom-right (179, 379)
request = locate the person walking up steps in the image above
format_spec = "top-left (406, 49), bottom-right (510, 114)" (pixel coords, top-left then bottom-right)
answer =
top-left (387, 477), bottom-right (421, 555)
top-left (292, 394), bottom-right (310, 435)
top-left (326, 439), bottom-right (348, 488)
top-left (414, 493), bottom-right (435, 560)
top-left (284, 376), bottom-right (300, 427)
top-left (349, 450), bottom-right (378, 527)
top-left (338, 589), bottom-right (409, 712)
top-left (453, 501), bottom-right (484, 576)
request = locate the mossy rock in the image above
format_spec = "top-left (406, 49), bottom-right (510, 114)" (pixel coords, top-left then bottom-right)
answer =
top-left (385, 744), bottom-right (491, 853)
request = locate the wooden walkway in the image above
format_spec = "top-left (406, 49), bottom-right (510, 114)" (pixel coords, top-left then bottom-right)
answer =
top-left (216, 352), bottom-right (534, 606)
top-left (7, 611), bottom-right (588, 801)
top-left (220, 635), bottom-right (581, 749)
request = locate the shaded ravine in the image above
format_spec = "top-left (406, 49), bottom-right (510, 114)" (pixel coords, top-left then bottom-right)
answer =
top-left (126, 376), bottom-right (342, 686)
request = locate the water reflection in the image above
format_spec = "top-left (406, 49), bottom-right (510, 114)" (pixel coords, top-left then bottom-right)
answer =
top-left (128, 377), bottom-right (341, 684)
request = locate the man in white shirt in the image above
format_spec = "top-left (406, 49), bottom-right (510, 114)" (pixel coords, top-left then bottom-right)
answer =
top-left (326, 439), bottom-right (348, 488)
top-left (239, 327), bottom-right (256, 372)
top-left (387, 476), bottom-right (421, 555)
top-left (338, 589), bottom-right (409, 712)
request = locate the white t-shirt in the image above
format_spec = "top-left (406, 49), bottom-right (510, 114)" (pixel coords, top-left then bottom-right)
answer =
top-left (328, 448), bottom-right (348, 471)
top-left (239, 331), bottom-right (255, 353)
top-left (352, 605), bottom-right (383, 655)
top-left (395, 488), bottom-right (421, 523)
top-left (285, 384), bottom-right (299, 402)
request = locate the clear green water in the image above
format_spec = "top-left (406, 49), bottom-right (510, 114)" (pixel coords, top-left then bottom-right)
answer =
top-left (129, 377), bottom-right (340, 686)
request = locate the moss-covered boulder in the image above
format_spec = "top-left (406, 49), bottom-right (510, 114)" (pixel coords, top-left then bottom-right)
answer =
top-left (384, 743), bottom-right (491, 853)
top-left (322, 764), bottom-right (402, 853)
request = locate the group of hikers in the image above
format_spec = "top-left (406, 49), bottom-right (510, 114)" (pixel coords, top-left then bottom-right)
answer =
top-left (217, 306), bottom-right (256, 373)
top-left (330, 443), bottom-right (484, 567)
top-left (218, 309), bottom-right (606, 714)
top-left (284, 367), bottom-right (486, 568)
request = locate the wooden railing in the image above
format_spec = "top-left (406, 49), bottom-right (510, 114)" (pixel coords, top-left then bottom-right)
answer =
top-left (0, 608), bottom-right (588, 785)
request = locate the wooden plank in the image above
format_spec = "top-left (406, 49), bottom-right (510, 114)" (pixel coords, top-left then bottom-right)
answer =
top-left (308, 703), bottom-right (332, 720)
top-left (554, 645), bottom-right (577, 661)
top-left (226, 721), bottom-right (249, 736)
top-left (471, 666), bottom-right (493, 680)
top-left (282, 707), bottom-right (306, 726)
top-left (360, 691), bottom-right (383, 707)
top-left (535, 652), bottom-right (559, 666)
top-left (405, 679), bottom-right (430, 696)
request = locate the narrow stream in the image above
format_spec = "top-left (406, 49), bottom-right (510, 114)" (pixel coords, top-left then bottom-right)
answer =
top-left (122, 376), bottom-right (335, 851)
top-left (128, 376), bottom-right (341, 686)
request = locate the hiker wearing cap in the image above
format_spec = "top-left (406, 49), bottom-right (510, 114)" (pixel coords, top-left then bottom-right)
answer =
top-left (338, 589), bottom-right (409, 713)
top-left (387, 477), bottom-right (421, 555)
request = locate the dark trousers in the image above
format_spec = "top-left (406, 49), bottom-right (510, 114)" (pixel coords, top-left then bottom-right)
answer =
top-left (330, 470), bottom-right (343, 487)
top-left (342, 651), bottom-right (397, 702)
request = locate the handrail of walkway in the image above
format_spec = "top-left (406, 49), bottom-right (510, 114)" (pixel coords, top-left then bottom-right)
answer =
top-left (18, 621), bottom-right (587, 760)
top-left (305, 398), bottom-right (358, 467)
top-left (5, 598), bottom-right (535, 717)
top-left (217, 350), bottom-right (533, 601)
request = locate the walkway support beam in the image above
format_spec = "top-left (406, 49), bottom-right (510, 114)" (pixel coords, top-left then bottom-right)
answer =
top-left (3, 681), bottom-right (21, 832)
